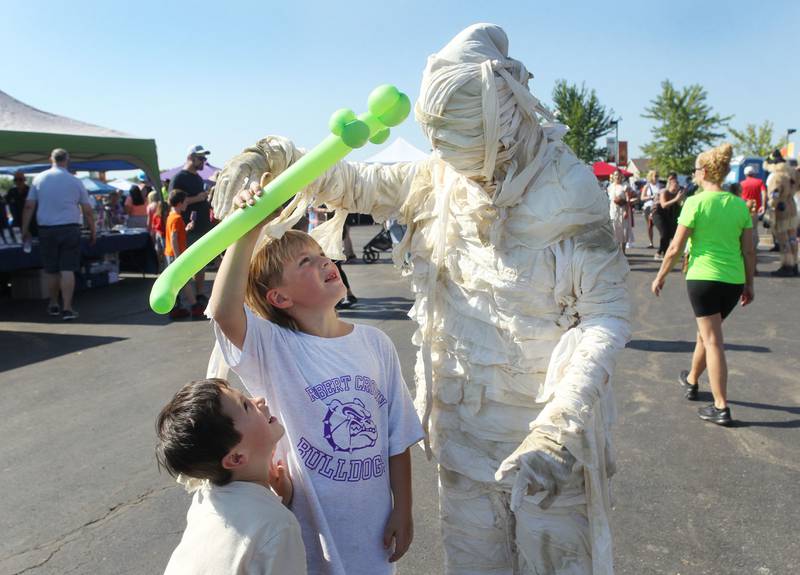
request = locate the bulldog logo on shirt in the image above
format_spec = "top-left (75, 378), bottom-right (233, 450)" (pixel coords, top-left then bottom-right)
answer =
top-left (322, 398), bottom-right (378, 453)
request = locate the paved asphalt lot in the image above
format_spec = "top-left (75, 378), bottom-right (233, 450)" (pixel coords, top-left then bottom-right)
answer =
top-left (1, 219), bottom-right (798, 575)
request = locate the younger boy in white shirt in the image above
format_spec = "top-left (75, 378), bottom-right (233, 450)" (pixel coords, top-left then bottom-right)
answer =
top-left (156, 378), bottom-right (306, 574)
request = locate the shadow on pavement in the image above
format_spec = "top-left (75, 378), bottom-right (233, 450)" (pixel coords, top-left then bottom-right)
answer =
top-left (728, 399), bottom-right (800, 415)
top-left (628, 266), bottom-right (660, 273)
top-left (336, 297), bottom-right (413, 321)
top-left (349, 258), bottom-right (395, 266)
top-left (684, 396), bottom-right (800, 429)
top-left (627, 339), bottom-right (770, 353)
top-left (729, 419), bottom-right (800, 429)
top-left (0, 330), bottom-right (127, 373)
top-left (0, 277), bottom-right (172, 327)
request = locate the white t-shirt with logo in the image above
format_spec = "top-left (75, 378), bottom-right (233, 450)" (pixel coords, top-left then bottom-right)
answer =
top-left (214, 307), bottom-right (424, 575)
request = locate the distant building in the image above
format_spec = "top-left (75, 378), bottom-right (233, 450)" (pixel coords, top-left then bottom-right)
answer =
top-left (626, 158), bottom-right (652, 181)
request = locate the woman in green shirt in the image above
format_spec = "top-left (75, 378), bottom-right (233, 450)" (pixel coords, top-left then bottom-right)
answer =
top-left (651, 143), bottom-right (755, 426)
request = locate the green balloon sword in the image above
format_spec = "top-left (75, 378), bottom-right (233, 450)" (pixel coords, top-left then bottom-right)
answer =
top-left (149, 84), bottom-right (410, 314)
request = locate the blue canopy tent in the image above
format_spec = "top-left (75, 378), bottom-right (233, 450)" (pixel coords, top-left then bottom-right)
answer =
top-left (78, 176), bottom-right (119, 194)
top-left (0, 160), bottom-right (146, 175)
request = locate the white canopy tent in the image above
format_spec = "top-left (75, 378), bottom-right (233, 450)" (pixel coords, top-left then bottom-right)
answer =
top-left (108, 178), bottom-right (136, 191)
top-left (364, 137), bottom-right (429, 164)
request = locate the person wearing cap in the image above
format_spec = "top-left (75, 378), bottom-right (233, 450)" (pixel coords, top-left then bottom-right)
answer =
top-left (169, 145), bottom-right (212, 301)
top-left (22, 148), bottom-right (96, 321)
top-left (740, 165), bottom-right (767, 252)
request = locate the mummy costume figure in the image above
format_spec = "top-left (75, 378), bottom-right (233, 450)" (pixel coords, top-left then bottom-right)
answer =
top-left (212, 24), bottom-right (630, 574)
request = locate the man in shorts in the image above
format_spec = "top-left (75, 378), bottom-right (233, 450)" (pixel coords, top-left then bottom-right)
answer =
top-left (169, 144), bottom-right (212, 303)
top-left (22, 148), bottom-right (96, 320)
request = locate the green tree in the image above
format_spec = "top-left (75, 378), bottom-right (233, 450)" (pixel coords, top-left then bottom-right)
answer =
top-left (729, 121), bottom-right (780, 157)
top-left (641, 80), bottom-right (732, 174)
top-left (551, 80), bottom-right (615, 163)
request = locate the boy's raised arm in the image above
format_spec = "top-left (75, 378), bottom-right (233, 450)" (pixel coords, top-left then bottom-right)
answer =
top-left (208, 182), bottom-right (269, 349)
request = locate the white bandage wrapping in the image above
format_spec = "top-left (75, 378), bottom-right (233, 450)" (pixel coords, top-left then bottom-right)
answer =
top-left (208, 23), bottom-right (630, 575)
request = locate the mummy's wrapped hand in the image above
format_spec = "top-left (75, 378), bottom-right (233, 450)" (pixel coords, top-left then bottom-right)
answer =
top-left (495, 429), bottom-right (577, 511)
top-left (211, 136), bottom-right (304, 220)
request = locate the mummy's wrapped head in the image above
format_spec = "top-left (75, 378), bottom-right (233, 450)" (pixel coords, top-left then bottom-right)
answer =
top-left (415, 23), bottom-right (557, 188)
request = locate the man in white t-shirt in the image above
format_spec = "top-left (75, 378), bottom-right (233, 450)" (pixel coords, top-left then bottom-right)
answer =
top-left (157, 378), bottom-right (306, 575)
top-left (22, 148), bottom-right (95, 320)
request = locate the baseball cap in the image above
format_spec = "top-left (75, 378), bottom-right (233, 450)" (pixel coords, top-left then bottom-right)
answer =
top-left (187, 144), bottom-right (211, 157)
top-left (743, 165), bottom-right (756, 176)
top-left (136, 171), bottom-right (148, 182)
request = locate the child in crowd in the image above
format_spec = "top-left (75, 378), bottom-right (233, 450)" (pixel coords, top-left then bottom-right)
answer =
top-left (164, 190), bottom-right (202, 320)
top-left (147, 190), bottom-right (168, 269)
top-left (208, 182), bottom-right (424, 575)
top-left (156, 378), bottom-right (306, 574)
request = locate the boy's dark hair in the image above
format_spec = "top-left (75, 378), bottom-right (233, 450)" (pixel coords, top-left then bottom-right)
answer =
top-left (155, 378), bottom-right (241, 486)
top-left (168, 189), bottom-right (187, 207)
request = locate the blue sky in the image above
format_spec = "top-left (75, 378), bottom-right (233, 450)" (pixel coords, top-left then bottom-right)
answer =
top-left (4, 0), bottom-right (799, 171)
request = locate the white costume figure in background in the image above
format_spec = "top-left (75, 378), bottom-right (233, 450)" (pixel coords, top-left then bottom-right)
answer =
top-left (764, 153), bottom-right (799, 276)
top-left (606, 172), bottom-right (630, 252)
top-left (210, 24), bottom-right (630, 574)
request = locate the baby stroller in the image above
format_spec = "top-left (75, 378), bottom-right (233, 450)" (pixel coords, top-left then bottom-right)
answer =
top-left (362, 227), bottom-right (394, 263)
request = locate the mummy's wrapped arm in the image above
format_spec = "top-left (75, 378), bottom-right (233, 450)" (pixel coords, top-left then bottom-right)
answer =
top-left (212, 135), bottom-right (416, 259)
top-left (496, 224), bottom-right (631, 506)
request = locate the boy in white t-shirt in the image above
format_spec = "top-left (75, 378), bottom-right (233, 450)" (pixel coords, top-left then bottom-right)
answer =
top-left (207, 182), bottom-right (424, 575)
top-left (156, 378), bottom-right (306, 574)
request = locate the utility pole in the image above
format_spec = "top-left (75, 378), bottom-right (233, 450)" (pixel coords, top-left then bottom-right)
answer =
top-left (610, 118), bottom-right (622, 167)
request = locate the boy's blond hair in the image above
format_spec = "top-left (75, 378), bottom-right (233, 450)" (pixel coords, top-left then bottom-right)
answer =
top-left (246, 230), bottom-right (322, 330)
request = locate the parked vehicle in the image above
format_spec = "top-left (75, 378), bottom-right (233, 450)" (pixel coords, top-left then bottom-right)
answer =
top-left (725, 156), bottom-right (765, 184)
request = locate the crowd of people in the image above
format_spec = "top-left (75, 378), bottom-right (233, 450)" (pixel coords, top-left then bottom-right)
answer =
top-left (602, 144), bottom-right (799, 430)
top-left (0, 144), bottom-right (213, 318)
top-left (605, 153), bottom-right (800, 279)
top-left (605, 168), bottom-right (691, 259)
top-left (0, 141), bottom-right (374, 322)
top-left (1, 23), bottom-right (797, 572)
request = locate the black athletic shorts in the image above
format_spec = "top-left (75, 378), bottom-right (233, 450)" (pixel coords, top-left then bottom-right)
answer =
top-left (38, 224), bottom-right (81, 273)
top-left (686, 280), bottom-right (743, 319)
